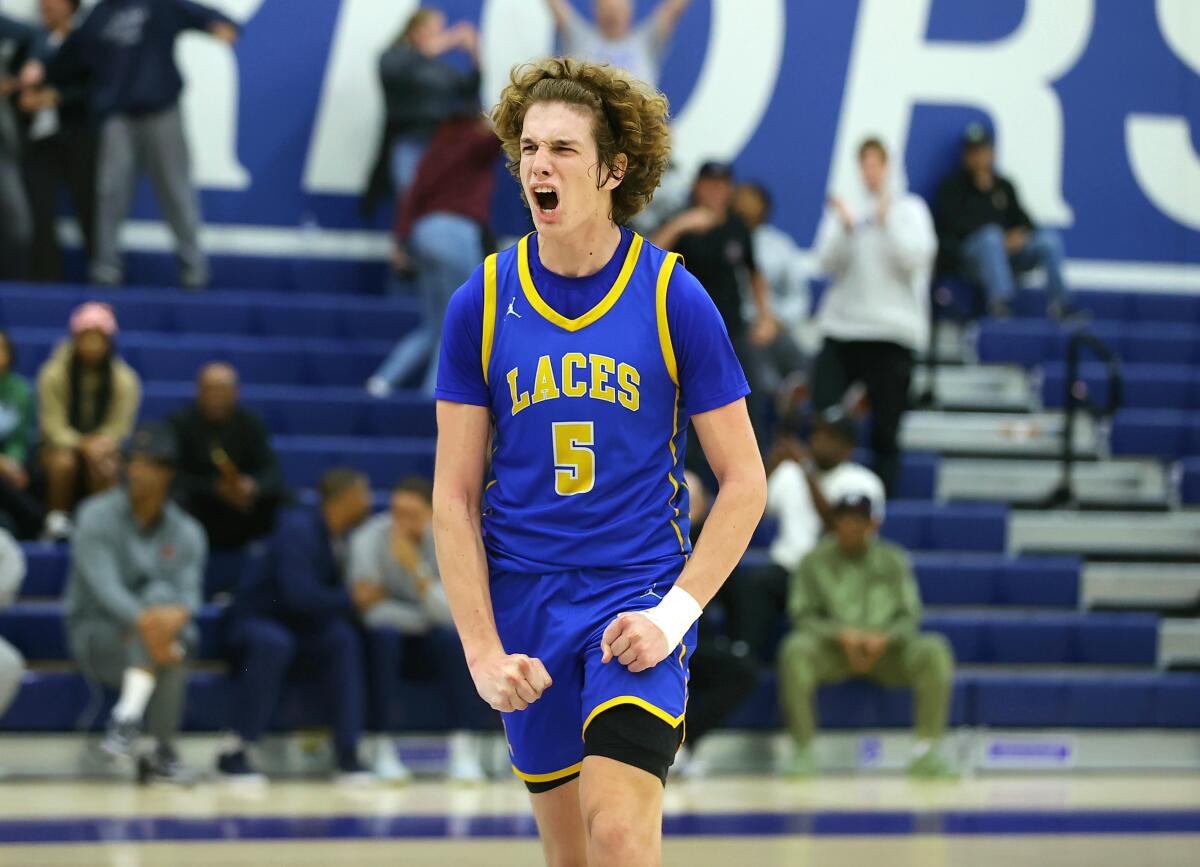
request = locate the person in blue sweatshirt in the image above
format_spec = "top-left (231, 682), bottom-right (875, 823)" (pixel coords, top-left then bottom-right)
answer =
top-left (218, 468), bottom-right (375, 783)
top-left (41, 0), bottom-right (239, 289)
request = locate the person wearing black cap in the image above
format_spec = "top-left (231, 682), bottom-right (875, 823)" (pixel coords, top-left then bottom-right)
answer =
top-left (653, 160), bottom-right (783, 439)
top-left (934, 122), bottom-right (1071, 318)
top-left (778, 484), bottom-right (956, 779)
top-left (63, 422), bottom-right (208, 784)
top-left (728, 409), bottom-right (884, 663)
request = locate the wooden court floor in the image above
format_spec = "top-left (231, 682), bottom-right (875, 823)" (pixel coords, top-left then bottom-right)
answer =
top-left (0, 774), bottom-right (1197, 866)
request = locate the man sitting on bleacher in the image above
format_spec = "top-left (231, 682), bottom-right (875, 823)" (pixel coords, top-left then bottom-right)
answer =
top-left (64, 423), bottom-right (207, 783)
top-left (349, 477), bottom-right (490, 783)
top-left (218, 468), bottom-right (373, 783)
top-left (728, 409), bottom-right (882, 663)
top-left (778, 487), bottom-right (956, 779)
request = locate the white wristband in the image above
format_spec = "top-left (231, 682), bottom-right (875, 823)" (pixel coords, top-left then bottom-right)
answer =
top-left (642, 586), bottom-right (703, 652)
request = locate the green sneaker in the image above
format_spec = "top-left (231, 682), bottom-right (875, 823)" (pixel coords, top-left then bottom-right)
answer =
top-left (907, 749), bottom-right (958, 780)
top-left (783, 745), bottom-right (818, 779)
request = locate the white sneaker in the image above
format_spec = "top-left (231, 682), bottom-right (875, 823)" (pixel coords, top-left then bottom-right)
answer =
top-left (365, 376), bottom-right (392, 399)
top-left (42, 510), bottom-right (73, 542)
top-left (446, 731), bottom-right (486, 784)
top-left (372, 739), bottom-right (413, 784)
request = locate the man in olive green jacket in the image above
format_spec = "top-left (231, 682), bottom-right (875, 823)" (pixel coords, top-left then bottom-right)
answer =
top-left (778, 489), bottom-right (955, 778)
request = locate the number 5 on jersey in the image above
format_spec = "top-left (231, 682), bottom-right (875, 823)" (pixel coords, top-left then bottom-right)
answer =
top-left (552, 421), bottom-right (595, 496)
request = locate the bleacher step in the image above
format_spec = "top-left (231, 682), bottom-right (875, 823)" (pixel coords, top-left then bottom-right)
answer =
top-left (938, 458), bottom-right (1168, 506)
top-left (1159, 619), bottom-right (1200, 668)
top-left (912, 365), bottom-right (1034, 412)
top-left (1084, 563), bottom-right (1200, 610)
top-left (1010, 511), bottom-right (1200, 557)
top-left (902, 411), bottom-right (1097, 458)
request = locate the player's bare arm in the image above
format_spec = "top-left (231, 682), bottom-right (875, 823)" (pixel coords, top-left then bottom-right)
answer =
top-left (432, 400), bottom-right (553, 712)
top-left (602, 397), bottom-right (766, 672)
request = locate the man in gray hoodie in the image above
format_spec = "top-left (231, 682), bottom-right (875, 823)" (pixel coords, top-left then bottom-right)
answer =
top-left (65, 422), bottom-right (207, 782)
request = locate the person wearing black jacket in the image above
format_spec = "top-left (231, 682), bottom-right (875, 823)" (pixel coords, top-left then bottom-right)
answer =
top-left (168, 363), bottom-right (285, 549)
top-left (360, 7), bottom-right (480, 220)
top-left (934, 123), bottom-right (1070, 318)
top-left (0, 13), bottom-right (35, 280)
top-left (16, 0), bottom-right (95, 282)
top-left (38, 0), bottom-right (239, 289)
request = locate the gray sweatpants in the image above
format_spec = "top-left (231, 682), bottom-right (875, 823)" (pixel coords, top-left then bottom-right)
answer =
top-left (93, 103), bottom-right (208, 288)
top-left (68, 618), bottom-right (197, 745)
top-left (0, 637), bottom-right (24, 718)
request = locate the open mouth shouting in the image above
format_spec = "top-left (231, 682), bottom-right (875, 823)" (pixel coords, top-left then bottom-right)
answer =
top-left (532, 185), bottom-right (560, 219)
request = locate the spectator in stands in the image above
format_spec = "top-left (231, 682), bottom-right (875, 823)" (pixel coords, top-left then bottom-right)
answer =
top-left (0, 14), bottom-right (35, 280)
top-left (366, 113), bottom-right (501, 398)
top-left (732, 180), bottom-right (810, 364)
top-left (349, 477), bottom-right (489, 782)
top-left (653, 161), bottom-right (781, 439)
top-left (362, 8), bottom-right (480, 222)
top-left (727, 409), bottom-right (884, 663)
top-left (38, 0), bottom-right (239, 288)
top-left (219, 468), bottom-right (374, 783)
top-left (38, 303), bottom-right (142, 540)
top-left (935, 123), bottom-right (1071, 319)
top-left (64, 423), bottom-right (207, 783)
top-left (811, 137), bottom-right (935, 497)
top-left (17, 0), bottom-right (96, 282)
top-left (0, 527), bottom-right (27, 720)
top-left (670, 470), bottom-right (758, 779)
top-left (544, 0), bottom-right (693, 87)
top-left (169, 362), bottom-right (285, 549)
top-left (778, 487), bottom-right (956, 779)
top-left (0, 332), bottom-right (43, 540)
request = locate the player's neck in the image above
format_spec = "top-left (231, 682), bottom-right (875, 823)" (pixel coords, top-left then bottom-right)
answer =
top-left (536, 221), bottom-right (623, 278)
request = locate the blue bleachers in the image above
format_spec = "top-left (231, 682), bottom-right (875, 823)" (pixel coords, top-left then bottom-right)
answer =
top-left (1042, 363), bottom-right (1200, 411)
top-left (751, 502), bottom-right (1008, 553)
top-left (1111, 410), bottom-right (1200, 460)
top-left (978, 320), bottom-right (1200, 367)
top-left (1182, 457), bottom-right (1200, 505)
top-left (912, 553), bottom-right (1080, 607)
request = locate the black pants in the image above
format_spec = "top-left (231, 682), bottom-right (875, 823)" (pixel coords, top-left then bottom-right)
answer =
top-left (685, 637), bottom-right (760, 747)
top-left (812, 339), bottom-right (914, 497)
top-left (724, 562), bottom-right (791, 664)
top-left (0, 476), bottom-right (45, 540)
top-left (23, 124), bottom-right (97, 283)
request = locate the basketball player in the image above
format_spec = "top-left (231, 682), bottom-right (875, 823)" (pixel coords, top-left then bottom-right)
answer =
top-left (433, 58), bottom-right (766, 866)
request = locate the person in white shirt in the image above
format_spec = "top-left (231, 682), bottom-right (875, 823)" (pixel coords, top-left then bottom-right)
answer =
top-left (811, 137), bottom-right (936, 496)
top-left (544, 0), bottom-right (692, 87)
top-left (727, 409), bottom-right (884, 662)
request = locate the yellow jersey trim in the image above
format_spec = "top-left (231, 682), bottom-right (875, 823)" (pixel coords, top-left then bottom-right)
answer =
top-left (481, 253), bottom-right (498, 384)
top-left (517, 232), bottom-right (644, 332)
top-left (655, 253), bottom-right (687, 555)
top-left (581, 695), bottom-right (685, 741)
top-left (510, 761), bottom-right (583, 784)
top-left (655, 253), bottom-right (681, 386)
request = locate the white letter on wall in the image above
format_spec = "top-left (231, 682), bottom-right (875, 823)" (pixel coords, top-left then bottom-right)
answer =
top-left (303, 0), bottom-right (418, 194)
top-left (827, 0), bottom-right (1091, 224)
top-left (1126, 0), bottom-right (1200, 231)
top-left (177, 0), bottom-right (265, 190)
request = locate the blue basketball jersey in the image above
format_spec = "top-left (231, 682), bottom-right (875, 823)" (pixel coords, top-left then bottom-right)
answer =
top-left (479, 231), bottom-right (689, 572)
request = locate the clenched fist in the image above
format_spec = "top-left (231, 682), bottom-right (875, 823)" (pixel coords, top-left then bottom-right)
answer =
top-left (601, 612), bottom-right (670, 674)
top-left (470, 651), bottom-right (553, 712)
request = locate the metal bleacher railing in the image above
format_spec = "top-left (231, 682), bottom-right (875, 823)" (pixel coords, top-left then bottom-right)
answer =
top-left (1047, 330), bottom-right (1123, 509)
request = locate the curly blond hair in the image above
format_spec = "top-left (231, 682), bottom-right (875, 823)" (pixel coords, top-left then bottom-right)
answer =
top-left (491, 57), bottom-right (672, 226)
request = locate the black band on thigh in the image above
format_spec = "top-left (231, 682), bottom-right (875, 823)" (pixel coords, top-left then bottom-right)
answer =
top-left (524, 771), bottom-right (580, 794)
top-left (583, 703), bottom-right (683, 786)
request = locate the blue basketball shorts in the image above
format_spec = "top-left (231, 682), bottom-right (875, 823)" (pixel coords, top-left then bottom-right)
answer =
top-left (489, 561), bottom-right (698, 786)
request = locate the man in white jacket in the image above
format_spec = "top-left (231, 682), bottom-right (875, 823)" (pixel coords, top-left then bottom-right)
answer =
top-left (811, 138), bottom-right (936, 496)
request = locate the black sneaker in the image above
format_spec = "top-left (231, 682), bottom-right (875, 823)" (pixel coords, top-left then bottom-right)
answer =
top-left (216, 748), bottom-right (267, 784)
top-left (335, 754), bottom-right (375, 786)
top-left (138, 743), bottom-right (195, 786)
top-left (100, 718), bottom-right (141, 762)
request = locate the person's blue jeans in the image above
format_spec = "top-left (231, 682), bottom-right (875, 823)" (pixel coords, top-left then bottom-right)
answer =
top-left (390, 135), bottom-right (429, 203)
top-left (227, 616), bottom-right (366, 766)
top-left (960, 224), bottom-right (1068, 305)
top-left (366, 625), bottom-right (490, 731)
top-left (373, 213), bottom-right (484, 394)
